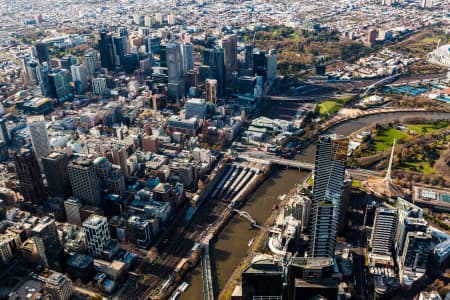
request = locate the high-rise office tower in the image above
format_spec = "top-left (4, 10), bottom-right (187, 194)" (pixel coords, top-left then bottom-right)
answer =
top-left (37, 62), bottom-right (51, 97)
top-left (205, 78), bottom-right (217, 103)
top-left (32, 217), bottom-right (63, 261)
top-left (70, 64), bottom-right (88, 94)
top-left (28, 115), bottom-right (51, 169)
top-left (181, 43), bottom-right (194, 73)
top-left (48, 69), bottom-right (71, 99)
top-left (167, 41), bottom-right (185, 101)
top-left (42, 152), bottom-right (72, 198)
top-left (222, 35), bottom-right (238, 90)
top-left (67, 158), bottom-right (102, 207)
top-left (0, 118), bottom-right (10, 144)
top-left (113, 36), bottom-right (128, 66)
top-left (98, 29), bottom-right (115, 70)
top-left (309, 135), bottom-right (349, 258)
top-left (14, 148), bottom-right (46, 204)
top-left (243, 44), bottom-right (254, 70)
top-left (266, 49), bottom-right (277, 81)
top-left (21, 236), bottom-right (48, 267)
top-left (33, 42), bottom-right (50, 64)
top-left (83, 53), bottom-right (97, 78)
top-left (111, 145), bottom-right (129, 177)
top-left (370, 208), bottom-right (398, 256)
top-left (203, 47), bottom-right (226, 98)
top-left (83, 214), bottom-right (110, 258)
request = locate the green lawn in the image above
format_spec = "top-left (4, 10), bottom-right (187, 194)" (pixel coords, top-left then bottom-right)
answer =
top-left (318, 96), bottom-right (354, 116)
top-left (402, 154), bottom-right (435, 174)
top-left (422, 36), bottom-right (440, 44)
top-left (318, 100), bottom-right (342, 116)
top-left (352, 179), bottom-right (364, 188)
top-left (374, 128), bottom-right (409, 151)
top-left (406, 122), bottom-right (449, 135)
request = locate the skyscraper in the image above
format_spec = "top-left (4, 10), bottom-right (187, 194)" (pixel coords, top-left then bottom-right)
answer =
top-left (14, 148), bottom-right (46, 204)
top-left (67, 158), bottom-right (102, 206)
top-left (48, 69), bottom-right (71, 99)
top-left (167, 41), bottom-right (185, 101)
top-left (83, 214), bottom-right (110, 258)
top-left (181, 43), bottom-right (194, 73)
top-left (222, 35), bottom-right (238, 90)
top-left (83, 53), bottom-right (97, 78)
top-left (205, 78), bottom-right (217, 103)
top-left (113, 35), bottom-right (128, 66)
top-left (309, 135), bottom-right (349, 258)
top-left (41, 271), bottom-right (73, 300)
top-left (98, 29), bottom-right (115, 70)
top-left (42, 152), bottom-right (72, 198)
top-left (33, 42), bottom-right (50, 64)
top-left (28, 115), bottom-right (51, 170)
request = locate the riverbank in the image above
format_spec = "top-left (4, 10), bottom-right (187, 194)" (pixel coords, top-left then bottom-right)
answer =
top-left (218, 172), bottom-right (312, 299)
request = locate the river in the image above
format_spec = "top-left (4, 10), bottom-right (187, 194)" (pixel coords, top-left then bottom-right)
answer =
top-left (180, 111), bottom-right (450, 300)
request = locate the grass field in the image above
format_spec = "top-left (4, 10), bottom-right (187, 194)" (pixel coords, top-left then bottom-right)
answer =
top-left (374, 128), bottom-right (409, 151)
top-left (406, 122), bottom-right (449, 135)
top-left (403, 159), bottom-right (434, 174)
top-left (318, 95), bottom-right (354, 117)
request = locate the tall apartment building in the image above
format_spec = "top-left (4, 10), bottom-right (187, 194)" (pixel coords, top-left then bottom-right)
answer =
top-left (370, 208), bottom-right (398, 256)
top-left (42, 152), bottom-right (72, 198)
top-left (309, 135), bottom-right (349, 258)
top-left (68, 158), bottom-right (102, 206)
top-left (14, 148), bottom-right (46, 204)
top-left (27, 115), bottom-right (51, 170)
top-left (70, 64), bottom-right (88, 94)
top-left (92, 77), bottom-right (107, 95)
top-left (83, 214), bottom-right (111, 258)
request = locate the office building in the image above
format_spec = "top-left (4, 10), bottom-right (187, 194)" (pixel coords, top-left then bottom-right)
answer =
top-left (42, 271), bottom-right (73, 300)
top-left (83, 53), bottom-right (97, 77)
top-left (94, 157), bottom-right (126, 195)
top-left (266, 49), bottom-right (277, 81)
top-left (181, 43), bottom-right (194, 73)
top-left (371, 208), bottom-right (398, 256)
top-left (21, 236), bottom-right (48, 267)
top-left (222, 35), bottom-right (238, 90)
top-left (127, 215), bottom-right (153, 249)
top-left (42, 152), bottom-right (72, 198)
top-left (0, 118), bottom-right (10, 144)
top-left (113, 35), bottom-right (128, 66)
top-left (32, 217), bottom-right (63, 261)
top-left (167, 41), bottom-right (185, 101)
top-left (14, 148), bottom-right (46, 204)
top-left (422, 0), bottom-right (433, 8)
top-left (68, 158), bottom-right (102, 206)
top-left (92, 77), bottom-right (107, 95)
top-left (28, 115), bottom-right (51, 169)
top-left (111, 145), bottom-right (129, 177)
top-left (70, 64), bottom-right (88, 94)
top-left (205, 78), bottom-right (217, 103)
top-left (48, 69), bottom-right (71, 99)
top-left (33, 42), bottom-right (50, 64)
top-left (83, 214), bottom-right (111, 258)
top-left (242, 254), bottom-right (284, 300)
top-left (0, 235), bottom-right (14, 264)
top-left (309, 135), bottom-right (349, 258)
top-left (37, 62), bottom-right (51, 97)
top-left (185, 98), bottom-right (206, 119)
top-left (288, 257), bottom-right (339, 300)
top-left (400, 231), bottom-right (432, 285)
top-left (204, 47), bottom-right (226, 97)
top-left (64, 197), bottom-right (82, 226)
top-left (98, 29), bottom-right (115, 70)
